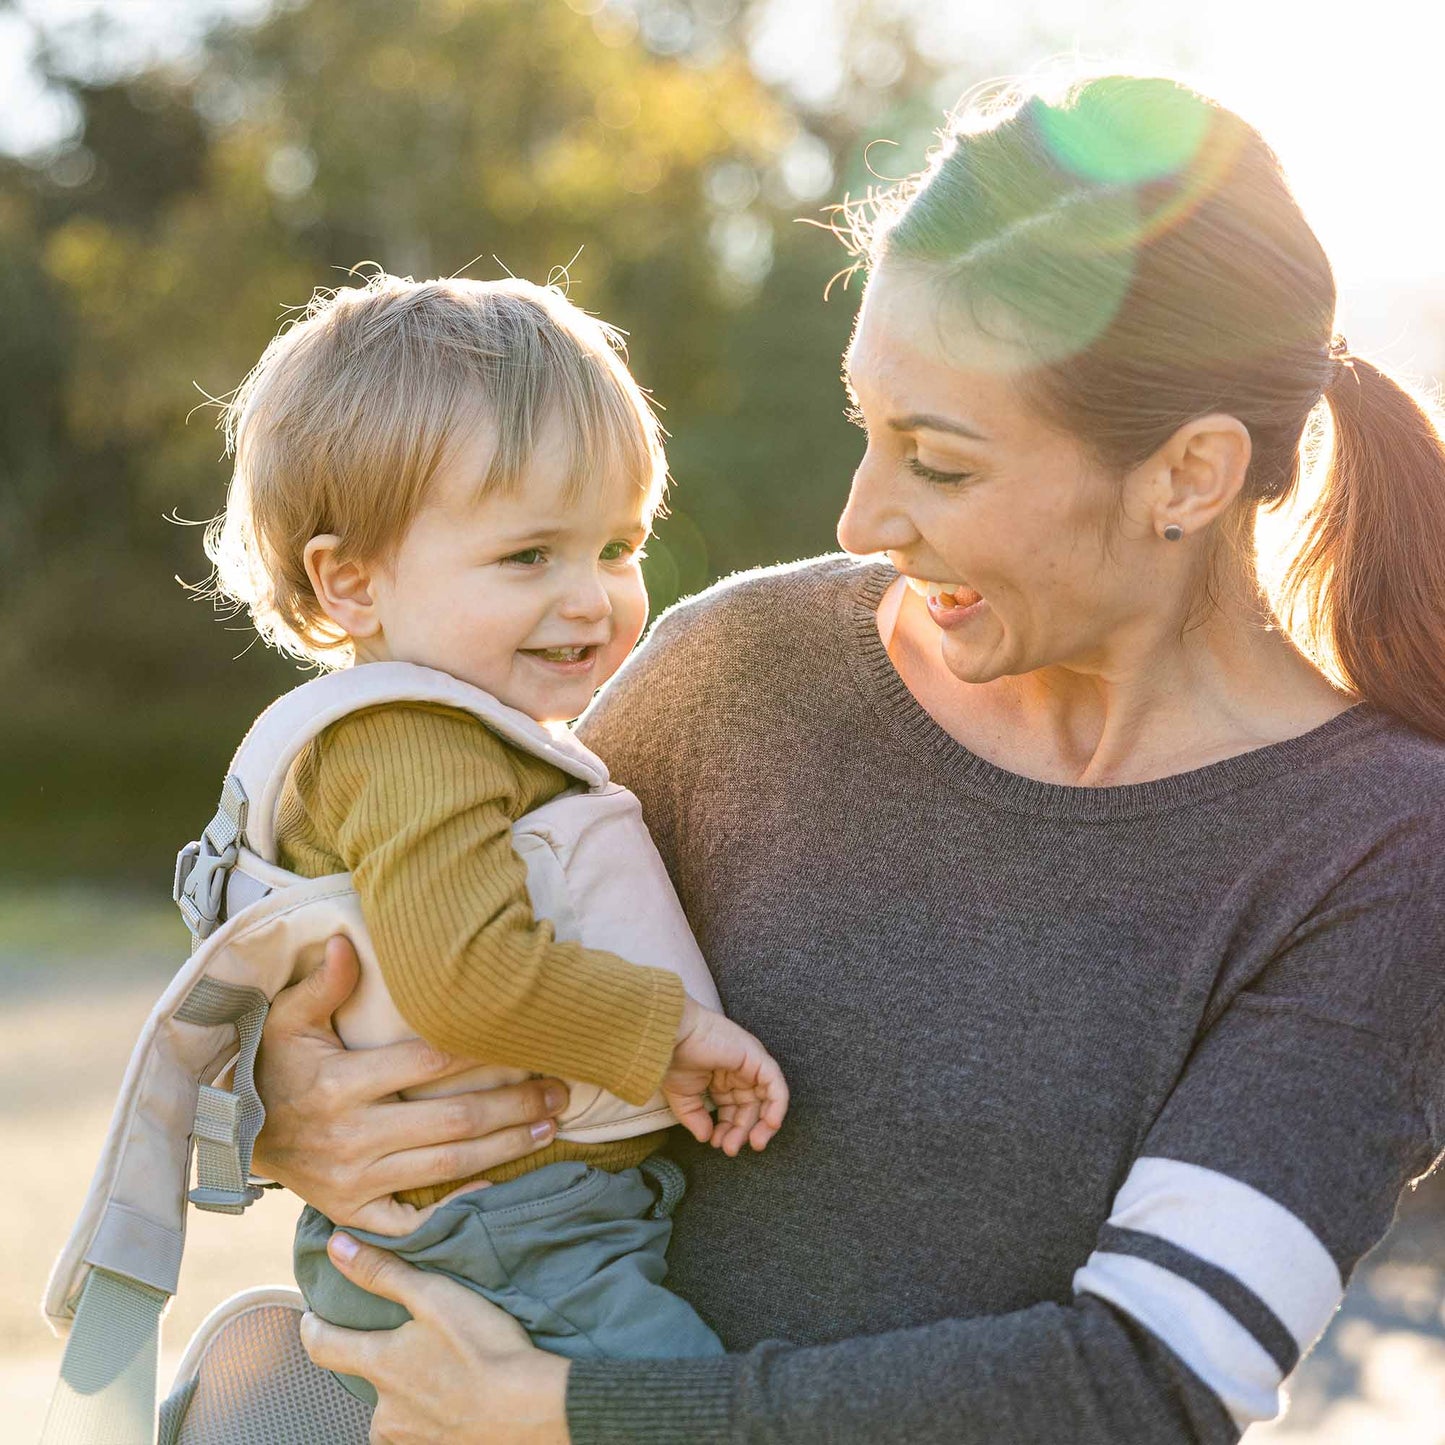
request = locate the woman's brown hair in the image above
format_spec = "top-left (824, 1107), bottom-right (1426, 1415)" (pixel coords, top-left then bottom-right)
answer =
top-left (854, 73), bottom-right (1445, 740)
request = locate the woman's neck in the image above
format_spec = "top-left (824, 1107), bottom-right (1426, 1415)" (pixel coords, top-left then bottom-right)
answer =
top-left (881, 574), bottom-right (1353, 788)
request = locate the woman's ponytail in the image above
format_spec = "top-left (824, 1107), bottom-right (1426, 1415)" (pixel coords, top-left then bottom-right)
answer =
top-left (1279, 356), bottom-right (1445, 742)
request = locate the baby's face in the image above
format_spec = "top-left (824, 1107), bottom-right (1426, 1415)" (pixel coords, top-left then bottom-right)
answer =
top-left (362, 416), bottom-right (652, 723)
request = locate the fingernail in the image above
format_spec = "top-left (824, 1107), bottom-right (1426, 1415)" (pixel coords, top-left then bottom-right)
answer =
top-left (329, 1231), bottom-right (359, 1264)
top-left (530, 1119), bottom-right (555, 1142)
top-left (543, 1086), bottom-right (566, 1112)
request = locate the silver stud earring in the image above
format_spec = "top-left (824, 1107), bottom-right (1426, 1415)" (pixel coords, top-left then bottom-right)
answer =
top-left (1162, 524), bottom-right (1184, 542)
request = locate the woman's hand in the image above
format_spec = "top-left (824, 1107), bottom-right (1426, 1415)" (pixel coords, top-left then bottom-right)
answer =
top-left (301, 1232), bottom-right (572, 1444)
top-left (252, 936), bottom-right (569, 1234)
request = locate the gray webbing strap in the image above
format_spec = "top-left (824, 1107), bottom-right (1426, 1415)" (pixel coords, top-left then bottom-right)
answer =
top-left (177, 978), bottom-right (270, 1214)
top-left (40, 1267), bottom-right (167, 1445)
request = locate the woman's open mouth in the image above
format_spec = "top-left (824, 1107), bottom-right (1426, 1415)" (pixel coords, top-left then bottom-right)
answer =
top-left (904, 576), bottom-right (986, 627)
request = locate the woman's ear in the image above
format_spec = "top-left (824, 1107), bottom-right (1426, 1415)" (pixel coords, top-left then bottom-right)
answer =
top-left (1136, 414), bottom-right (1253, 541)
top-left (304, 535), bottom-right (383, 640)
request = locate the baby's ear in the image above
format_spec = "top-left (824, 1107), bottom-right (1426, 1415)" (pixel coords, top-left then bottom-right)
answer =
top-left (304, 534), bottom-right (382, 640)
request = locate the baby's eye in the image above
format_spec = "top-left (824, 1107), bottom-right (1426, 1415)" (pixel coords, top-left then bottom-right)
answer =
top-left (600, 540), bottom-right (641, 562)
top-left (503, 547), bottom-right (547, 566)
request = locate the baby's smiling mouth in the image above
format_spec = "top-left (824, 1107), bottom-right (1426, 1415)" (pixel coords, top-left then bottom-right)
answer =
top-left (522, 645), bottom-right (598, 664)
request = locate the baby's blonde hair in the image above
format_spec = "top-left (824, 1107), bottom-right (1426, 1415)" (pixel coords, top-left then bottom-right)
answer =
top-left (207, 272), bottom-right (667, 666)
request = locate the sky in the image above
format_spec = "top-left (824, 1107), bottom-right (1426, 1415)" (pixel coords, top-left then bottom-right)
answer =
top-left (4, 0), bottom-right (1443, 369)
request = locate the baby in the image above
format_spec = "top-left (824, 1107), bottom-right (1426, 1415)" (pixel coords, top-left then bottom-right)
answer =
top-left (208, 271), bottom-right (787, 1403)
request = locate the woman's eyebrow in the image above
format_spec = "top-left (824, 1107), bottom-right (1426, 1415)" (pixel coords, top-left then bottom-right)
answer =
top-left (889, 413), bottom-right (990, 443)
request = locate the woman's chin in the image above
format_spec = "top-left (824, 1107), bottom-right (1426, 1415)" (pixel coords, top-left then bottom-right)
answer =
top-left (937, 629), bottom-right (1009, 686)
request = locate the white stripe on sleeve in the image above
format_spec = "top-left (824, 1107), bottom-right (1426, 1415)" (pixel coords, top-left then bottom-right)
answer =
top-left (1073, 1251), bottom-right (1284, 1429)
top-left (1106, 1156), bottom-right (1342, 1353)
top-left (1073, 1157), bottom-right (1346, 1429)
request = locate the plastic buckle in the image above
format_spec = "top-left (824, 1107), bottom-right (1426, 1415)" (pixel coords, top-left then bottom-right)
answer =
top-left (172, 776), bottom-right (250, 941)
top-left (175, 836), bottom-right (240, 941)
top-left (173, 840), bottom-right (201, 909)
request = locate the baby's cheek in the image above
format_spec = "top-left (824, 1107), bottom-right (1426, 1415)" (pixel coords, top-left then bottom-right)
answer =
top-left (615, 581), bottom-right (650, 654)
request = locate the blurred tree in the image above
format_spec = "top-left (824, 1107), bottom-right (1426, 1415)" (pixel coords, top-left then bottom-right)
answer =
top-left (1, 0), bottom-right (1058, 882)
top-left (0, 0), bottom-right (902, 881)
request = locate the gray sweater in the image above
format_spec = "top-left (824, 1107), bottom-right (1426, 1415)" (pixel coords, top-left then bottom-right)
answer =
top-left (567, 555), bottom-right (1445, 1445)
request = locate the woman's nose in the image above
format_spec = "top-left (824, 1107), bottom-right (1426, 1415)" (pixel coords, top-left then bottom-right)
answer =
top-left (836, 451), bottom-right (915, 557)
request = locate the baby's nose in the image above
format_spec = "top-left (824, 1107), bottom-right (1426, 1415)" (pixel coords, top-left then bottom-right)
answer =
top-left (558, 574), bottom-right (612, 620)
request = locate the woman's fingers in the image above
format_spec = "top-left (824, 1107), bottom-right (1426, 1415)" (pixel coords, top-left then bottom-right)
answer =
top-left (345, 1193), bottom-right (442, 1238)
top-left (367, 1112), bottom-right (559, 1200)
top-left (256, 951), bottom-right (570, 1219)
top-left (301, 1242), bottom-right (566, 1444)
top-left (271, 935), bottom-right (361, 1038)
top-left (340, 1035), bottom-right (477, 1105)
top-left (326, 1234), bottom-right (433, 1312)
top-left (299, 1308), bottom-right (387, 1384)
top-left (322, 1234), bottom-right (533, 1350)
top-left (370, 1075), bottom-right (568, 1154)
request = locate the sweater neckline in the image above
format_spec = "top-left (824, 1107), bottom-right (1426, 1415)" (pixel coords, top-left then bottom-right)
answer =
top-left (846, 560), bottom-right (1387, 821)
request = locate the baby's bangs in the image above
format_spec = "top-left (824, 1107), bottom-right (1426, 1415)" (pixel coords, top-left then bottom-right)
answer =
top-left (477, 334), bottom-right (666, 515)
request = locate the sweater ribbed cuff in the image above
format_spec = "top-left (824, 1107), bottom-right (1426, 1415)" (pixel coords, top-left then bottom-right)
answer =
top-left (613, 968), bottom-right (688, 1106)
top-left (566, 1355), bottom-right (737, 1445)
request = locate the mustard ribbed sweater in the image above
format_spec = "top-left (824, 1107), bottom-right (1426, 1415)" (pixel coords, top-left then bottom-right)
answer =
top-left (276, 700), bottom-right (685, 1205)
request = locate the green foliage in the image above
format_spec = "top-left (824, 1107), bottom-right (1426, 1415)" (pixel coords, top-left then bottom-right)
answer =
top-left (0, 0), bottom-right (887, 884)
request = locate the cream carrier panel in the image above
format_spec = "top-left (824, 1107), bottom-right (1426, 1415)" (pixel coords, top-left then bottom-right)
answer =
top-left (40, 661), bottom-right (721, 1444)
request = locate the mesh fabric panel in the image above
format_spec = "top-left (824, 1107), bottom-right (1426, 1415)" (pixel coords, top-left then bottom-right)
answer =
top-left (164, 1299), bottom-right (372, 1444)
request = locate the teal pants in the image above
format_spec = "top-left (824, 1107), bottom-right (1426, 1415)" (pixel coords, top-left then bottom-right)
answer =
top-left (294, 1155), bottom-right (723, 1406)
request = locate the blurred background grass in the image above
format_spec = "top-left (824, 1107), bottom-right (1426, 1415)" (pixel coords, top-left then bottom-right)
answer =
top-left (4, 0), bottom-right (1445, 1439)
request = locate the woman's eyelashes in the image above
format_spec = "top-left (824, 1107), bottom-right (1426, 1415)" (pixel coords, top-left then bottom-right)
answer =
top-left (847, 406), bottom-right (973, 486)
top-left (904, 457), bottom-right (974, 486)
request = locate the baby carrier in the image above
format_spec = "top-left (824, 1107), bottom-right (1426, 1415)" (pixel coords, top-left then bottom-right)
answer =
top-left (40, 661), bottom-right (720, 1444)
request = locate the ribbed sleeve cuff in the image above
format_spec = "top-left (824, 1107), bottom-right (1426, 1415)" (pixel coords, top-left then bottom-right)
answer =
top-left (612, 968), bottom-right (687, 1106)
top-left (566, 1355), bottom-right (737, 1445)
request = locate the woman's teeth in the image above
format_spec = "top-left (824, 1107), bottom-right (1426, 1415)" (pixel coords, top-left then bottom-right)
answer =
top-left (904, 576), bottom-right (981, 608)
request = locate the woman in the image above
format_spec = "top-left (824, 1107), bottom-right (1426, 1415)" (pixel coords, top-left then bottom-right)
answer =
top-left (251, 73), bottom-right (1445, 1443)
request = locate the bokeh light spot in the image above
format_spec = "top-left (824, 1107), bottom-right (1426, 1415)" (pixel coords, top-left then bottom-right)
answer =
top-left (1037, 78), bottom-right (1211, 185)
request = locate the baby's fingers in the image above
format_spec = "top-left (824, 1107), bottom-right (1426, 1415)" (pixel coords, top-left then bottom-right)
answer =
top-left (663, 1086), bottom-right (718, 1144)
top-left (724, 1097), bottom-right (762, 1156)
top-left (740, 1069), bottom-right (789, 1152)
top-left (709, 1090), bottom-right (761, 1156)
top-left (747, 1111), bottom-right (783, 1152)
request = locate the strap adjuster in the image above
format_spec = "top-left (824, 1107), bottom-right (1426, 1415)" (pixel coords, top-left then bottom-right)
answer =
top-left (188, 1184), bottom-right (265, 1211)
top-left (173, 775), bottom-right (249, 943)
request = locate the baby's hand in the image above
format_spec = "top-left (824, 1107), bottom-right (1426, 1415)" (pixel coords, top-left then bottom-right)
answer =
top-left (661, 997), bottom-right (789, 1156)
